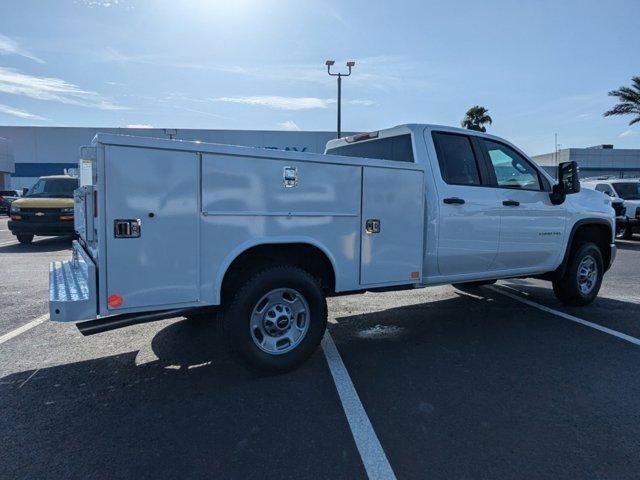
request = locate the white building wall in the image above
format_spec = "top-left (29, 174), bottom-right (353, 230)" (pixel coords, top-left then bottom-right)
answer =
top-left (532, 148), bottom-right (640, 178)
top-left (0, 136), bottom-right (14, 190)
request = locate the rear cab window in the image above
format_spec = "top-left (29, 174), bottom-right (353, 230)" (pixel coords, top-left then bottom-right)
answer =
top-left (431, 132), bottom-right (483, 186)
top-left (326, 134), bottom-right (414, 163)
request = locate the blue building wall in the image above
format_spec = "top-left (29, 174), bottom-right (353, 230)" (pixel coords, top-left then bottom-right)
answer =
top-left (0, 126), bottom-right (347, 189)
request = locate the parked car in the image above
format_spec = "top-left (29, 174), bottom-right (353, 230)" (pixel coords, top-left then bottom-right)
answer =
top-left (582, 178), bottom-right (640, 239)
top-left (610, 198), bottom-right (630, 239)
top-left (8, 175), bottom-right (78, 244)
top-left (0, 190), bottom-right (20, 215)
top-left (50, 126), bottom-right (615, 372)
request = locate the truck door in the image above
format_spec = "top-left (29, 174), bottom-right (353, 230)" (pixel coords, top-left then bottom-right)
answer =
top-left (479, 139), bottom-right (566, 270)
top-left (430, 131), bottom-right (501, 277)
top-left (104, 146), bottom-right (199, 311)
top-left (360, 166), bottom-right (424, 285)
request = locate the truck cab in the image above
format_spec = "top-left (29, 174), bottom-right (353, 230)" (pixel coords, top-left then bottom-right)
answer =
top-left (9, 174), bottom-right (78, 244)
top-left (49, 125), bottom-right (616, 372)
top-left (326, 124), bottom-right (615, 285)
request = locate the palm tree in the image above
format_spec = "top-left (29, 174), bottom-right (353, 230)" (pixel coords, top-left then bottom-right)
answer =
top-left (604, 76), bottom-right (640, 126)
top-left (461, 106), bottom-right (492, 132)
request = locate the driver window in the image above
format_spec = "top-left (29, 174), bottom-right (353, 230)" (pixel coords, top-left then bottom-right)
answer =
top-left (483, 140), bottom-right (541, 191)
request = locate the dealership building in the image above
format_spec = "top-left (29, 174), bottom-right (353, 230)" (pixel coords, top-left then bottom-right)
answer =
top-left (0, 126), bottom-right (345, 190)
top-left (532, 145), bottom-right (640, 179)
top-left (2, 126), bottom-right (640, 189)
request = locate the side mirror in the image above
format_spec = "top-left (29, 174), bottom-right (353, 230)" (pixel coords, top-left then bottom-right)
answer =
top-left (550, 161), bottom-right (580, 205)
top-left (22, 187), bottom-right (28, 196)
top-left (559, 161), bottom-right (580, 194)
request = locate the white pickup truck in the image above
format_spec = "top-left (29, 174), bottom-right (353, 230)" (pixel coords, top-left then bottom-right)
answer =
top-left (50, 124), bottom-right (616, 371)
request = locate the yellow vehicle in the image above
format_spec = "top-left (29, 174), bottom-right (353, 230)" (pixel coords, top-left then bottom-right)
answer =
top-left (8, 175), bottom-right (78, 244)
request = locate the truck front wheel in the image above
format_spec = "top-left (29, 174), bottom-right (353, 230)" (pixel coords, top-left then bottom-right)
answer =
top-left (552, 242), bottom-right (603, 306)
top-left (223, 265), bottom-right (327, 372)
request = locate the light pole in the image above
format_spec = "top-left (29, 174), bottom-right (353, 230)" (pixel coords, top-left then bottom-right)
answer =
top-left (326, 60), bottom-right (355, 138)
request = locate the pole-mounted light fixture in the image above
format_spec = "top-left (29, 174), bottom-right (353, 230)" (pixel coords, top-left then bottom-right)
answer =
top-left (326, 60), bottom-right (355, 138)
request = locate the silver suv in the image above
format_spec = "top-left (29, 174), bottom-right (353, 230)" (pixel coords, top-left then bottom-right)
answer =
top-left (582, 178), bottom-right (640, 239)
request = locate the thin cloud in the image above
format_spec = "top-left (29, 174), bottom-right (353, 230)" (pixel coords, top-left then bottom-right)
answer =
top-left (99, 49), bottom-right (424, 90)
top-left (76, 0), bottom-right (131, 8)
top-left (212, 96), bottom-right (333, 110)
top-left (277, 120), bottom-right (301, 131)
top-left (349, 99), bottom-right (376, 106)
top-left (619, 130), bottom-right (639, 138)
top-left (0, 66), bottom-right (126, 110)
top-left (0, 103), bottom-right (45, 120)
top-left (126, 124), bottom-right (153, 128)
top-left (0, 34), bottom-right (45, 64)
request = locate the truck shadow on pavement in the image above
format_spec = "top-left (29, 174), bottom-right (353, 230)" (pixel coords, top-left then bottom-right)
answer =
top-left (615, 238), bottom-right (640, 251)
top-left (3, 291), bottom-right (640, 479)
top-left (0, 318), bottom-right (365, 480)
top-left (0, 236), bottom-right (73, 253)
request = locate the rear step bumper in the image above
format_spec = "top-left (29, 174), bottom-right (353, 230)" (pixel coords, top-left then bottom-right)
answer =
top-left (49, 240), bottom-right (97, 322)
top-left (76, 308), bottom-right (193, 336)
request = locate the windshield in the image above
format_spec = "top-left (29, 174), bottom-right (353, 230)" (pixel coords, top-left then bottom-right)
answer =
top-left (25, 178), bottom-right (78, 198)
top-left (614, 182), bottom-right (640, 200)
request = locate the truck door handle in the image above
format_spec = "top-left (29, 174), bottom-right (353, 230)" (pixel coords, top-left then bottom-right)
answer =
top-left (443, 197), bottom-right (465, 205)
top-left (502, 200), bottom-right (520, 207)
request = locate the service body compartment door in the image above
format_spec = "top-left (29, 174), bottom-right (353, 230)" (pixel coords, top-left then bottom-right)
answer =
top-left (104, 146), bottom-right (199, 310)
top-left (360, 166), bottom-right (424, 285)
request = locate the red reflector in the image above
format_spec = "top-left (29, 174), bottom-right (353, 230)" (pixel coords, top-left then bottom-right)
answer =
top-left (108, 294), bottom-right (123, 309)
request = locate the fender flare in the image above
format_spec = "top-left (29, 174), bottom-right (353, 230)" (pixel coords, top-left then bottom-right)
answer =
top-left (555, 218), bottom-right (613, 278)
top-left (213, 236), bottom-right (340, 303)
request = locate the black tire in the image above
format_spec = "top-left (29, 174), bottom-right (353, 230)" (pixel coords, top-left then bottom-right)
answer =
top-left (16, 234), bottom-right (34, 244)
top-left (223, 265), bottom-right (327, 373)
top-left (616, 224), bottom-right (633, 240)
top-left (552, 242), bottom-right (603, 306)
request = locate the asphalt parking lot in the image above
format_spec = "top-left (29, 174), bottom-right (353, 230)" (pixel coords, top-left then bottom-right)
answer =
top-left (2, 216), bottom-right (640, 480)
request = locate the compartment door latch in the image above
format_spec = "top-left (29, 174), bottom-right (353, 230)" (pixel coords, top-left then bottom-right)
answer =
top-left (114, 219), bottom-right (141, 238)
top-left (283, 166), bottom-right (298, 188)
top-left (365, 219), bottom-right (381, 234)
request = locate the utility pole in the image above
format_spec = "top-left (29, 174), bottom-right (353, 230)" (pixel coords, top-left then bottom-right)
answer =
top-left (326, 60), bottom-right (355, 138)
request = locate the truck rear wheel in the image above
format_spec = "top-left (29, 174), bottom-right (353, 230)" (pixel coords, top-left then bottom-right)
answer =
top-left (16, 234), bottom-right (34, 244)
top-left (223, 265), bottom-right (327, 372)
top-left (552, 242), bottom-right (603, 306)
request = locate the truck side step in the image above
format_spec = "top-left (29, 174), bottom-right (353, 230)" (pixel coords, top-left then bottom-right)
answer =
top-left (77, 308), bottom-right (194, 336)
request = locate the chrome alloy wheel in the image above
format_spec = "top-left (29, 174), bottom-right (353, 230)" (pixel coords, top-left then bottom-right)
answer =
top-left (577, 255), bottom-right (598, 295)
top-left (250, 288), bottom-right (310, 355)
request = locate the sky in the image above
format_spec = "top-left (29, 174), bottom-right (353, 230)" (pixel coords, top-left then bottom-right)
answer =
top-left (0, 0), bottom-right (638, 155)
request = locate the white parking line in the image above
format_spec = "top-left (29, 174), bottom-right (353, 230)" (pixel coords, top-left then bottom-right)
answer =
top-left (489, 286), bottom-right (640, 347)
top-left (0, 314), bottom-right (49, 345)
top-left (0, 240), bottom-right (17, 247)
top-left (321, 332), bottom-right (397, 480)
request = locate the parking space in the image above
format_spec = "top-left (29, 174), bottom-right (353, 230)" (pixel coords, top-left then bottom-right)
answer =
top-left (2, 218), bottom-right (640, 479)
